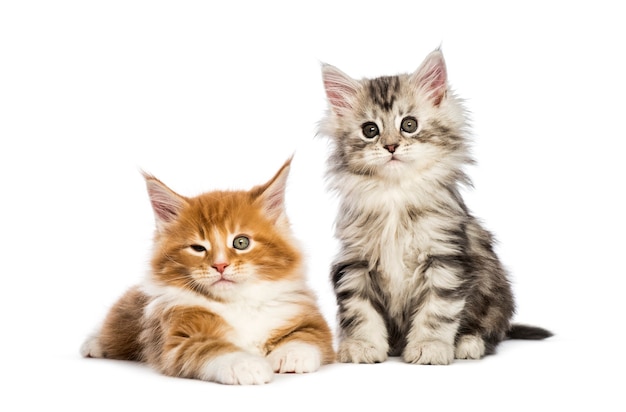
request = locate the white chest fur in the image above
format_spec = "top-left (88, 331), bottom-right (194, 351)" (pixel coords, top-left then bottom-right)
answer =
top-left (214, 295), bottom-right (302, 355)
top-left (336, 176), bottom-right (452, 314)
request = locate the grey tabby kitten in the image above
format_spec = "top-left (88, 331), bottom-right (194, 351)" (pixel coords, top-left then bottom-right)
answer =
top-left (319, 49), bottom-right (551, 365)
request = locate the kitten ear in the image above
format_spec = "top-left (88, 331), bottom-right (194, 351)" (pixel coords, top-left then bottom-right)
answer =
top-left (410, 49), bottom-right (448, 106)
top-left (321, 63), bottom-right (360, 115)
top-left (252, 158), bottom-right (292, 224)
top-left (142, 171), bottom-right (188, 230)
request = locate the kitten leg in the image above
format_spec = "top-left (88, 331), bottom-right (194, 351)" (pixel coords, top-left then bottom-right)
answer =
top-left (404, 264), bottom-right (466, 365)
top-left (403, 298), bottom-right (464, 364)
top-left (265, 307), bottom-right (335, 372)
top-left (201, 352), bottom-right (273, 385)
top-left (336, 297), bottom-right (389, 363)
top-left (267, 342), bottom-right (322, 373)
top-left (162, 338), bottom-right (273, 385)
top-left (332, 260), bottom-right (389, 363)
top-left (154, 306), bottom-right (273, 385)
top-left (455, 335), bottom-right (486, 360)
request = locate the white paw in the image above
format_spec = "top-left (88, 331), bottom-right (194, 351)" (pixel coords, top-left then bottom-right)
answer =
top-left (267, 342), bottom-right (321, 373)
top-left (201, 352), bottom-right (273, 385)
top-left (455, 335), bottom-right (485, 360)
top-left (338, 338), bottom-right (388, 364)
top-left (403, 340), bottom-right (454, 365)
top-left (80, 335), bottom-right (103, 358)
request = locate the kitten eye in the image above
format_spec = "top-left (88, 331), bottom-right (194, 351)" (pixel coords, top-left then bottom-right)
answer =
top-left (189, 244), bottom-right (206, 253)
top-left (361, 122), bottom-right (380, 139)
top-left (400, 116), bottom-right (418, 133)
top-left (233, 236), bottom-right (250, 251)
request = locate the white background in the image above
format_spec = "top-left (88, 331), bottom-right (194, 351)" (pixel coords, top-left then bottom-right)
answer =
top-left (1, 1), bottom-right (624, 410)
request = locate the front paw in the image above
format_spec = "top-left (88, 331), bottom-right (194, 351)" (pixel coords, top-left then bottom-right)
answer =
top-left (403, 340), bottom-right (454, 365)
top-left (338, 338), bottom-right (388, 364)
top-left (267, 342), bottom-right (321, 373)
top-left (202, 352), bottom-right (273, 385)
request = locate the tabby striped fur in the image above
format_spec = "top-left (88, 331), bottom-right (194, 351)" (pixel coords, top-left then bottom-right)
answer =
top-left (319, 49), bottom-right (551, 364)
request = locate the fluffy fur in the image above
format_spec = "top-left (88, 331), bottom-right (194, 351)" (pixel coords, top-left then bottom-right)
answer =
top-left (319, 49), bottom-right (551, 365)
top-left (81, 159), bottom-right (335, 384)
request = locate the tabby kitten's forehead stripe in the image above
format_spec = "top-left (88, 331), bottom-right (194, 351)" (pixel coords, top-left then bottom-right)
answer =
top-left (81, 159), bottom-right (335, 384)
top-left (367, 76), bottom-right (401, 111)
top-left (320, 49), bottom-right (551, 365)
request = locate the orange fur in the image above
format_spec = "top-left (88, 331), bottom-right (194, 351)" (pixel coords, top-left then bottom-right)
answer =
top-left (81, 159), bottom-right (335, 385)
top-left (264, 297), bottom-right (337, 364)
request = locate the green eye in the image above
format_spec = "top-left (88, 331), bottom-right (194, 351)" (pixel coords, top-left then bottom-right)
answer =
top-left (233, 236), bottom-right (250, 250)
top-left (400, 116), bottom-right (418, 133)
top-left (361, 122), bottom-right (380, 139)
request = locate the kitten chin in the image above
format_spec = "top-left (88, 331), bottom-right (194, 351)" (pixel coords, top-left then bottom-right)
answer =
top-left (81, 159), bottom-right (335, 383)
top-left (378, 155), bottom-right (414, 179)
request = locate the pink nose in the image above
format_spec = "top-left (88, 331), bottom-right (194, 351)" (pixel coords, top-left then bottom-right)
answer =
top-left (212, 262), bottom-right (229, 274)
top-left (385, 144), bottom-right (399, 153)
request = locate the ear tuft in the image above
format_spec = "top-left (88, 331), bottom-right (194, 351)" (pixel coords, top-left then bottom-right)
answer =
top-left (411, 49), bottom-right (448, 106)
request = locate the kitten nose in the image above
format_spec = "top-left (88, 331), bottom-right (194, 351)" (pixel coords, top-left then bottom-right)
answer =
top-left (385, 144), bottom-right (399, 153)
top-left (212, 262), bottom-right (229, 274)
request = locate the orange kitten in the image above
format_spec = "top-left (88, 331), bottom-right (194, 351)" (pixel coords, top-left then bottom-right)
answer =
top-left (81, 159), bottom-right (335, 384)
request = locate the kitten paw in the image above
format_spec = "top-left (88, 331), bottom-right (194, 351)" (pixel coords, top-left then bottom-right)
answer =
top-left (338, 339), bottom-right (388, 364)
top-left (403, 340), bottom-right (454, 365)
top-left (267, 342), bottom-right (321, 373)
top-left (455, 335), bottom-right (485, 359)
top-left (202, 352), bottom-right (273, 385)
top-left (80, 335), bottom-right (103, 358)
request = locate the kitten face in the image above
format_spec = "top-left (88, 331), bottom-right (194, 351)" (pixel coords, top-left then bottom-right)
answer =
top-left (321, 50), bottom-right (469, 182)
top-left (144, 161), bottom-right (300, 300)
top-left (332, 75), bottom-right (444, 180)
top-left (183, 232), bottom-right (256, 292)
